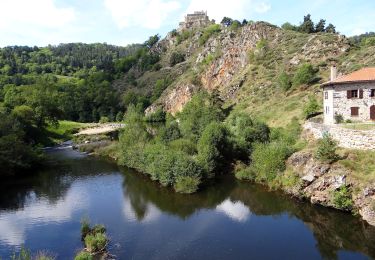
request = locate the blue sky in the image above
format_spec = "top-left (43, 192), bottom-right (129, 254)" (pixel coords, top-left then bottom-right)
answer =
top-left (0, 0), bottom-right (374, 47)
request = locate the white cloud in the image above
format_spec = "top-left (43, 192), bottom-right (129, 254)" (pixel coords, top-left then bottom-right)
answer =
top-left (185, 0), bottom-right (271, 23)
top-left (104, 0), bottom-right (181, 29)
top-left (0, 0), bottom-right (77, 46)
top-left (0, 0), bottom-right (75, 29)
top-left (216, 199), bottom-right (251, 222)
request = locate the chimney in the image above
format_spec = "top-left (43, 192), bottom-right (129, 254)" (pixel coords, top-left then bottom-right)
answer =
top-left (330, 65), bottom-right (337, 81)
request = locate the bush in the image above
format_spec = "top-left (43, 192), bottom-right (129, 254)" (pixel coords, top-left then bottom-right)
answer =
top-left (303, 96), bottom-right (320, 119)
top-left (74, 251), bottom-right (93, 260)
top-left (334, 114), bottom-right (344, 124)
top-left (293, 63), bottom-right (318, 87)
top-left (81, 218), bottom-right (91, 238)
top-left (278, 71), bottom-right (292, 91)
top-left (197, 122), bottom-right (229, 178)
top-left (225, 112), bottom-right (270, 159)
top-left (145, 108), bottom-right (166, 122)
top-left (332, 186), bottom-right (353, 210)
top-left (99, 116), bottom-right (109, 124)
top-left (249, 141), bottom-right (294, 183)
top-left (174, 176), bottom-right (201, 194)
top-left (235, 167), bottom-right (255, 181)
top-left (315, 133), bottom-right (338, 162)
top-left (158, 121), bottom-right (181, 143)
top-left (199, 24), bottom-right (221, 46)
top-left (169, 52), bottom-right (185, 66)
top-left (84, 233), bottom-right (107, 253)
top-left (168, 138), bottom-right (196, 155)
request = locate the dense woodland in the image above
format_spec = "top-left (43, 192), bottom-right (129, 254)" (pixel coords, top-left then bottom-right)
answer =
top-left (1, 13), bottom-right (375, 178)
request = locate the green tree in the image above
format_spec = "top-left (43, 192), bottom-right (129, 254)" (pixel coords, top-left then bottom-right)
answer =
top-left (169, 52), bottom-right (185, 66)
top-left (325, 23), bottom-right (336, 33)
top-left (197, 122), bottom-right (229, 178)
top-left (315, 19), bottom-right (326, 32)
top-left (315, 133), bottom-right (338, 162)
top-left (278, 71), bottom-right (292, 91)
top-left (299, 14), bottom-right (315, 33)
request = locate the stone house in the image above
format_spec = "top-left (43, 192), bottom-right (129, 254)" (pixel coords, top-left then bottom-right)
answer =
top-left (322, 67), bottom-right (375, 125)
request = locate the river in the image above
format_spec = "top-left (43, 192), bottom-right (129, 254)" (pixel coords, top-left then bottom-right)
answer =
top-left (1, 147), bottom-right (375, 259)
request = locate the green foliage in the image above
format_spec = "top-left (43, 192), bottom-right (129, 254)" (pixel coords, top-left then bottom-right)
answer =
top-left (235, 166), bottom-right (255, 181)
top-left (178, 92), bottom-right (224, 141)
top-left (334, 114), bottom-right (344, 124)
top-left (281, 22), bottom-right (298, 31)
top-left (169, 52), bottom-right (185, 66)
top-left (299, 14), bottom-right (315, 33)
top-left (225, 112), bottom-right (270, 159)
top-left (175, 30), bottom-right (192, 44)
top-left (332, 186), bottom-right (353, 210)
top-left (292, 63), bottom-right (318, 87)
top-left (221, 17), bottom-right (233, 27)
top-left (361, 37), bottom-right (375, 47)
top-left (74, 251), bottom-right (93, 260)
top-left (145, 108), bottom-right (166, 122)
top-left (303, 95), bottom-right (320, 119)
top-left (315, 133), bottom-right (338, 162)
top-left (197, 122), bottom-right (229, 178)
top-left (80, 218), bottom-right (91, 238)
top-left (144, 34), bottom-right (160, 49)
top-left (84, 233), bottom-right (107, 253)
top-left (174, 176), bottom-right (201, 194)
top-left (168, 138), bottom-right (196, 155)
top-left (151, 78), bottom-right (171, 102)
top-left (158, 121), bottom-right (182, 143)
top-left (199, 24), bottom-right (221, 46)
top-left (278, 71), bottom-right (292, 91)
top-left (99, 116), bottom-right (109, 124)
top-left (249, 141), bottom-right (294, 183)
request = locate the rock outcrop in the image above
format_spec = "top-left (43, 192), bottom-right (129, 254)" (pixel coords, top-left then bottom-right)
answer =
top-left (287, 151), bottom-right (375, 226)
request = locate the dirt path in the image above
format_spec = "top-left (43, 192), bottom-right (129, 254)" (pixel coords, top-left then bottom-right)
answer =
top-left (75, 123), bottom-right (125, 135)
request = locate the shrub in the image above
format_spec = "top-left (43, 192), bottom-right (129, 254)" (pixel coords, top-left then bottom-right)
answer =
top-left (332, 186), bottom-right (353, 210)
top-left (315, 133), bottom-right (338, 162)
top-left (235, 167), bottom-right (255, 181)
top-left (334, 114), bottom-right (344, 124)
top-left (168, 138), bottom-right (196, 155)
top-left (278, 71), bottom-right (292, 91)
top-left (81, 218), bottom-right (91, 238)
top-left (74, 251), bottom-right (93, 260)
top-left (292, 63), bottom-right (318, 86)
top-left (158, 121), bottom-right (181, 143)
top-left (145, 108), bottom-right (166, 122)
top-left (174, 176), bottom-right (201, 194)
top-left (199, 24), bottom-right (221, 46)
top-left (84, 233), bottom-right (107, 253)
top-left (303, 96), bottom-right (320, 119)
top-left (249, 141), bottom-right (294, 183)
top-left (169, 52), bottom-right (185, 66)
top-left (92, 224), bottom-right (106, 235)
top-left (197, 122), bottom-right (229, 178)
top-left (225, 112), bottom-right (270, 159)
top-left (99, 116), bottom-right (109, 124)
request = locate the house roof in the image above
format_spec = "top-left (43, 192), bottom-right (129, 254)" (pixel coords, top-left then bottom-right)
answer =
top-left (322, 67), bottom-right (375, 87)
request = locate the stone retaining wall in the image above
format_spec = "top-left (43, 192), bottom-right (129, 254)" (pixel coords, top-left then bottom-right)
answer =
top-left (304, 122), bottom-right (375, 150)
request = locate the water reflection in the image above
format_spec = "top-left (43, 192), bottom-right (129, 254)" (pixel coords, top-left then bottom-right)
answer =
top-left (1, 148), bottom-right (375, 259)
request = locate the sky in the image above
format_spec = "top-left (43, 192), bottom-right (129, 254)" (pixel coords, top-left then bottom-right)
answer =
top-left (0, 0), bottom-right (374, 47)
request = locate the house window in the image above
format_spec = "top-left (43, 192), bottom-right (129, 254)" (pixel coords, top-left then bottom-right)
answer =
top-left (324, 91), bottom-right (328, 99)
top-left (325, 106), bottom-right (329, 114)
top-left (351, 107), bottom-right (359, 117)
top-left (351, 90), bottom-right (358, 98)
top-left (371, 89), bottom-right (375, 97)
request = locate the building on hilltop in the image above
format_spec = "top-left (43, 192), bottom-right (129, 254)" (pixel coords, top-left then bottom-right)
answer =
top-left (322, 66), bottom-right (375, 124)
top-left (178, 11), bottom-right (213, 31)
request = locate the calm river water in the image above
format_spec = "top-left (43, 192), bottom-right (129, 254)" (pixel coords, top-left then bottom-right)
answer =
top-left (1, 147), bottom-right (375, 259)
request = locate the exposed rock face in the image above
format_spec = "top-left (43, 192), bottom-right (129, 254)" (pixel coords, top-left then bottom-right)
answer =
top-left (287, 151), bottom-right (375, 226)
top-left (200, 22), bottom-right (280, 92)
top-left (145, 83), bottom-right (200, 115)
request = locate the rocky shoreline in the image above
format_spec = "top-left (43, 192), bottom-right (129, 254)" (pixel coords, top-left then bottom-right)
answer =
top-left (285, 150), bottom-right (375, 226)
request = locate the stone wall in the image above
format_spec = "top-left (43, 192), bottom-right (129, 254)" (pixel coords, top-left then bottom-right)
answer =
top-left (304, 121), bottom-right (375, 150)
